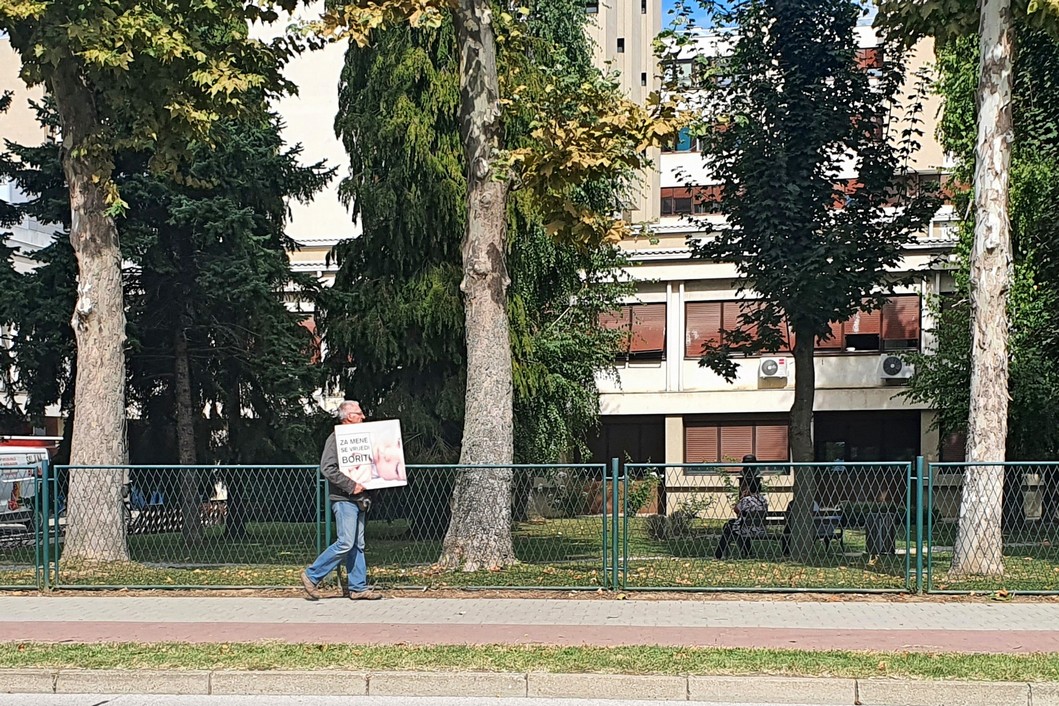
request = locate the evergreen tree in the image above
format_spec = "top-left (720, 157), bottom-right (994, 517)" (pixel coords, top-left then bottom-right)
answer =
top-left (0, 104), bottom-right (79, 432)
top-left (0, 90), bottom-right (27, 428)
top-left (3, 109), bottom-right (331, 539)
top-left (3, 0), bottom-right (297, 562)
top-left (322, 2), bottom-right (631, 543)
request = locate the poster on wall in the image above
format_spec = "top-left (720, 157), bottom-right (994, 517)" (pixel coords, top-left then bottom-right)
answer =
top-left (335, 419), bottom-right (408, 490)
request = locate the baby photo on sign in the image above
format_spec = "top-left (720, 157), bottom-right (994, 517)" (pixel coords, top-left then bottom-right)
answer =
top-left (334, 419), bottom-right (408, 490)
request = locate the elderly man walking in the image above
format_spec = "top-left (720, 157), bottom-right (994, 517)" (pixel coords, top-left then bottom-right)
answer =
top-left (301, 400), bottom-right (382, 600)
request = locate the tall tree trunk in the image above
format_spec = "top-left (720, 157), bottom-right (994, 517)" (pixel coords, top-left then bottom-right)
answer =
top-left (438, 0), bottom-right (516, 571)
top-left (787, 336), bottom-right (816, 560)
top-left (52, 59), bottom-right (129, 562)
top-left (951, 0), bottom-right (1014, 579)
top-left (174, 320), bottom-right (201, 545)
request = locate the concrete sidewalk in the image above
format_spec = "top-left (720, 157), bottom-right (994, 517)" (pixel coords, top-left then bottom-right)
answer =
top-left (2, 596), bottom-right (1059, 653)
top-left (3, 668), bottom-right (1058, 705)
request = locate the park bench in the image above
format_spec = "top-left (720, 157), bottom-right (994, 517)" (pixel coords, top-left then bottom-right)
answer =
top-left (734, 506), bottom-right (845, 556)
top-left (127, 505), bottom-right (185, 535)
top-left (126, 501), bottom-right (227, 535)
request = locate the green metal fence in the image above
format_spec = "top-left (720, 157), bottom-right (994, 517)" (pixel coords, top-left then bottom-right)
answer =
top-left (0, 462), bottom-right (49, 589)
top-left (49, 465), bottom-right (322, 589)
top-left (45, 463), bottom-right (611, 591)
top-left (9, 458), bottom-right (1057, 594)
top-left (621, 461), bottom-right (916, 592)
top-left (926, 462), bottom-right (1059, 594)
top-left (342, 463), bottom-right (611, 590)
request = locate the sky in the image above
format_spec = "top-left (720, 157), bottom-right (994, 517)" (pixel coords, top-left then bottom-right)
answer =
top-left (660, 0), bottom-right (878, 30)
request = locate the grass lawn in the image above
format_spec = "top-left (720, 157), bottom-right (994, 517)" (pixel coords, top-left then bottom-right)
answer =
top-left (8, 515), bottom-right (1054, 592)
top-left (927, 520), bottom-right (1059, 592)
top-left (1, 643), bottom-right (1058, 681)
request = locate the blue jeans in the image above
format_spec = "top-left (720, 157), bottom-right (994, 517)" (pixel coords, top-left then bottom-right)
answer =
top-left (305, 500), bottom-right (368, 592)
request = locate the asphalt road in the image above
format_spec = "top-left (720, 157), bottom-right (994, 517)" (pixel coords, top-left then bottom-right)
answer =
top-left (0, 697), bottom-right (830, 706)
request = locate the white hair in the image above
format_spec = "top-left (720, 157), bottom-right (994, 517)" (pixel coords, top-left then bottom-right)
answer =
top-left (337, 400), bottom-right (361, 418)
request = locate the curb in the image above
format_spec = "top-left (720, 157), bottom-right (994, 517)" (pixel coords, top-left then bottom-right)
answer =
top-left (0, 669), bottom-right (1054, 705)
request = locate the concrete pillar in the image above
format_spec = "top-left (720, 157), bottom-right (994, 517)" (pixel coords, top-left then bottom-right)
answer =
top-left (920, 410), bottom-right (940, 463)
top-left (665, 416), bottom-right (684, 464)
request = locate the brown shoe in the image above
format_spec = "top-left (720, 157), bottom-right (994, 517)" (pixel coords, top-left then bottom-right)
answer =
top-left (300, 570), bottom-right (320, 601)
top-left (348, 589), bottom-right (382, 600)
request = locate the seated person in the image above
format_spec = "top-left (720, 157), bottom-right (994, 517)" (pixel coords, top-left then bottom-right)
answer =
top-left (714, 472), bottom-right (768, 559)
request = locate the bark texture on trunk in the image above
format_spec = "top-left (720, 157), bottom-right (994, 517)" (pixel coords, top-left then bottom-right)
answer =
top-left (174, 321), bottom-right (201, 545)
top-left (438, 0), bottom-right (516, 571)
top-left (787, 336), bottom-right (816, 560)
top-left (951, 0), bottom-right (1014, 578)
top-left (52, 58), bottom-right (130, 562)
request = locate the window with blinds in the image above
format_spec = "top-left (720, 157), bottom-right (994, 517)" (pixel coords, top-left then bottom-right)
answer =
top-left (685, 422), bottom-right (790, 463)
top-left (686, 295), bottom-right (921, 356)
top-left (600, 303), bottom-right (666, 360)
top-left (823, 295), bottom-right (922, 351)
top-left (880, 296), bottom-right (921, 350)
top-left (684, 300), bottom-right (789, 358)
top-left (660, 186), bottom-right (722, 215)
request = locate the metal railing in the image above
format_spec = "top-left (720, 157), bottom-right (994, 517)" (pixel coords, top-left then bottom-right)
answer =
top-left (340, 463), bottom-right (611, 590)
top-left (49, 465), bottom-right (321, 589)
top-left (1, 458), bottom-right (1053, 594)
top-left (0, 463), bottom-right (48, 589)
top-left (622, 461), bottom-right (915, 592)
top-left (45, 463), bottom-right (611, 591)
top-left (926, 462), bottom-right (1059, 594)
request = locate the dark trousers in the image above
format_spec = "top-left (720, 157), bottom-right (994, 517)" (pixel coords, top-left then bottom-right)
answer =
top-left (714, 520), bottom-right (751, 559)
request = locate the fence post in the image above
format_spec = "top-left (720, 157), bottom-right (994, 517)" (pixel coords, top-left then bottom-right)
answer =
top-left (52, 465), bottom-right (61, 578)
top-left (611, 457), bottom-right (620, 591)
top-left (601, 463), bottom-right (608, 589)
top-left (315, 470), bottom-right (323, 556)
top-left (324, 488), bottom-right (333, 547)
top-left (926, 462), bottom-right (934, 592)
top-left (622, 470), bottom-right (629, 591)
top-left (41, 460), bottom-right (50, 591)
top-left (915, 456), bottom-right (925, 594)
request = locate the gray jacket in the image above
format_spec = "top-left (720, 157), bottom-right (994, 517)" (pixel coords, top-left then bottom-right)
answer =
top-left (320, 430), bottom-right (369, 504)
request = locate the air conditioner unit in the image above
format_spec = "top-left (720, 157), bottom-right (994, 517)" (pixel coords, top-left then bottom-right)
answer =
top-left (879, 353), bottom-right (913, 380)
top-left (758, 357), bottom-right (788, 379)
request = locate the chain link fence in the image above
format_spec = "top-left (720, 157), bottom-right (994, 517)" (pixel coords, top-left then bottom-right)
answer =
top-left (46, 463), bottom-right (610, 590)
top-left (51, 465), bottom-right (321, 588)
top-left (9, 459), bottom-right (1056, 594)
top-left (927, 463), bottom-right (1059, 594)
top-left (346, 464), bottom-right (609, 590)
top-left (622, 462), bottom-right (914, 591)
top-left (0, 465), bottom-right (48, 589)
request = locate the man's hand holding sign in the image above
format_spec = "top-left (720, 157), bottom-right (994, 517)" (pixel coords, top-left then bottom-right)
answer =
top-left (335, 419), bottom-right (407, 490)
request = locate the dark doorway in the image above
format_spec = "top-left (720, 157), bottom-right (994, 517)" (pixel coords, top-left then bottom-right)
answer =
top-left (814, 410), bottom-right (921, 463)
top-left (587, 416), bottom-right (666, 466)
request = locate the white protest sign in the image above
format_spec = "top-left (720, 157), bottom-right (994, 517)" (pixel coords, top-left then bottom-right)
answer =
top-left (334, 419), bottom-right (407, 490)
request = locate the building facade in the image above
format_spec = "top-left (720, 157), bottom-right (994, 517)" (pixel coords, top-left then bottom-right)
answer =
top-left (583, 0), bottom-right (662, 221)
top-left (2, 7), bottom-right (956, 464)
top-left (588, 29), bottom-right (957, 469)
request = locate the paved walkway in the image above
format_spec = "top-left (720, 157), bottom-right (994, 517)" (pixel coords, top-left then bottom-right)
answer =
top-left (3, 596), bottom-right (1058, 653)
